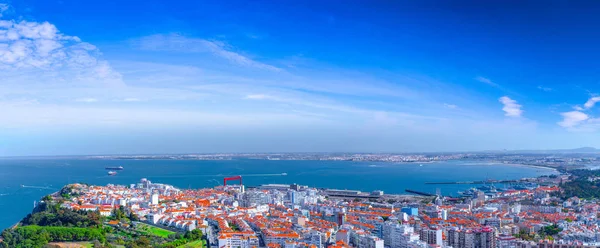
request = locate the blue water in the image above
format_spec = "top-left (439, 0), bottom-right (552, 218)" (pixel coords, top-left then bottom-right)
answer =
top-left (0, 158), bottom-right (555, 229)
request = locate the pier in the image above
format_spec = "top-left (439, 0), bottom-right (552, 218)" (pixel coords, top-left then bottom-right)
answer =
top-left (405, 189), bottom-right (436, 196)
top-left (424, 180), bottom-right (518, 185)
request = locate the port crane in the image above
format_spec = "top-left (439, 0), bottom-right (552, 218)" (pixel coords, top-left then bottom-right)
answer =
top-left (223, 175), bottom-right (242, 186)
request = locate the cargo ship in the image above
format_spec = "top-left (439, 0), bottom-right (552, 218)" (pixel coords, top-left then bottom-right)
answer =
top-left (108, 171), bottom-right (117, 176)
top-left (105, 166), bottom-right (124, 170)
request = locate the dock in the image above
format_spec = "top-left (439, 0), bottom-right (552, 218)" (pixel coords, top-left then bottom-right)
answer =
top-left (405, 189), bottom-right (436, 196)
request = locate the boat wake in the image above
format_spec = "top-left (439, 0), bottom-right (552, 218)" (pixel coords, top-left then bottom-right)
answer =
top-left (241, 173), bottom-right (287, 177)
top-left (21, 185), bottom-right (56, 190)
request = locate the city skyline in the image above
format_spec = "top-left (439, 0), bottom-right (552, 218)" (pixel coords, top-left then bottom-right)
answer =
top-left (3, 1), bottom-right (600, 156)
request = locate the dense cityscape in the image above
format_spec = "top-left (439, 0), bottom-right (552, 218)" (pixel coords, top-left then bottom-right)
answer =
top-left (6, 166), bottom-right (600, 248)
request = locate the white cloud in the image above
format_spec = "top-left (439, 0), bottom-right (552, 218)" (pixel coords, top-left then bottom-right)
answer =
top-left (75, 97), bottom-right (98, 103)
top-left (537, 85), bottom-right (553, 92)
top-left (244, 94), bottom-right (271, 100)
top-left (443, 103), bottom-right (457, 109)
top-left (134, 34), bottom-right (281, 71)
top-left (557, 96), bottom-right (600, 131)
top-left (498, 96), bottom-right (523, 117)
top-left (558, 111), bottom-right (589, 128)
top-left (121, 97), bottom-right (141, 102)
top-left (0, 19), bottom-right (122, 85)
top-left (475, 76), bottom-right (499, 87)
top-left (584, 96), bottom-right (600, 109)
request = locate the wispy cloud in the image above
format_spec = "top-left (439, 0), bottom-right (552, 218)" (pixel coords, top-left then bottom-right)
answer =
top-left (120, 97), bottom-right (141, 102)
top-left (558, 111), bottom-right (589, 128)
top-left (584, 96), bottom-right (600, 109)
top-left (75, 97), bottom-right (98, 103)
top-left (443, 103), bottom-right (458, 109)
top-left (0, 3), bottom-right (9, 17)
top-left (134, 34), bottom-right (281, 72)
top-left (244, 94), bottom-right (271, 100)
top-left (498, 96), bottom-right (523, 117)
top-left (537, 85), bottom-right (553, 92)
top-left (475, 76), bottom-right (499, 87)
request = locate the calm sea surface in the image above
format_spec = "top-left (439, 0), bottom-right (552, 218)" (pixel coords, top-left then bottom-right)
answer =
top-left (0, 158), bottom-right (555, 229)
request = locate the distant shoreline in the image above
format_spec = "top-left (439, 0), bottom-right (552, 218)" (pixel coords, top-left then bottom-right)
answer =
top-left (478, 161), bottom-right (559, 173)
top-left (388, 159), bottom-right (559, 173)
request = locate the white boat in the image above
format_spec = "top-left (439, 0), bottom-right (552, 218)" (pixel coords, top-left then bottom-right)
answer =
top-left (108, 171), bottom-right (117, 176)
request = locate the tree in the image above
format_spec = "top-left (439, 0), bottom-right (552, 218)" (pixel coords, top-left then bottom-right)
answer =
top-left (136, 236), bottom-right (151, 247)
top-left (129, 212), bottom-right (139, 222)
top-left (539, 224), bottom-right (562, 236)
top-left (113, 207), bottom-right (127, 220)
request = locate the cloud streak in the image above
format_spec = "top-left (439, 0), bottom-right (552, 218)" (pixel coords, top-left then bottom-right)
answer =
top-left (444, 103), bottom-right (458, 109)
top-left (75, 97), bottom-right (98, 103)
top-left (584, 96), bottom-right (600, 109)
top-left (475, 76), bottom-right (499, 87)
top-left (134, 34), bottom-right (281, 72)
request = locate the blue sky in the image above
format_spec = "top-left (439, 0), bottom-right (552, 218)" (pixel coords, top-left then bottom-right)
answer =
top-left (2, 0), bottom-right (600, 156)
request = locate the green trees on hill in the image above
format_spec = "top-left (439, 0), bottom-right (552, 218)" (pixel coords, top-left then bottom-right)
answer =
top-left (0, 225), bottom-right (105, 248)
top-left (22, 206), bottom-right (101, 228)
top-left (1, 192), bottom-right (206, 248)
top-left (555, 169), bottom-right (600, 199)
top-left (1, 197), bottom-right (103, 247)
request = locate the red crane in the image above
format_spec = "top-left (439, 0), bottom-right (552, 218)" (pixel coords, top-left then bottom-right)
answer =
top-left (223, 175), bottom-right (242, 186)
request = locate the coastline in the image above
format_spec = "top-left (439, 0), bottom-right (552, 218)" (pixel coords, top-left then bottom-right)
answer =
top-left (456, 159), bottom-right (559, 173)
top-left (0, 159), bottom-right (560, 230)
top-left (495, 162), bottom-right (560, 173)
top-left (6, 189), bottom-right (62, 230)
